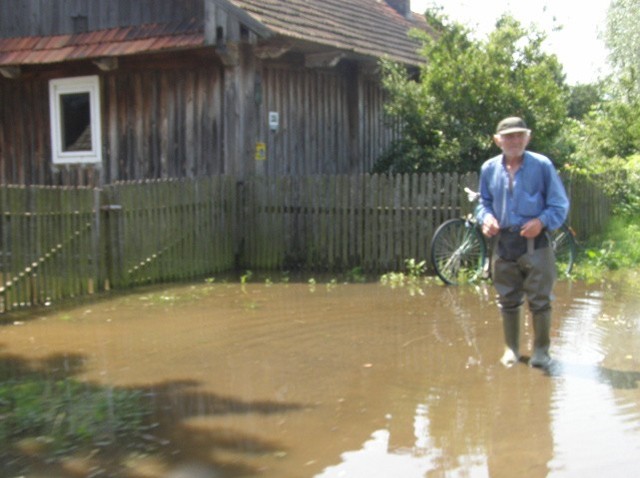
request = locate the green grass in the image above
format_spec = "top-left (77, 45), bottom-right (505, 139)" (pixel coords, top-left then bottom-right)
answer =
top-left (574, 215), bottom-right (640, 282)
top-left (0, 376), bottom-right (150, 456)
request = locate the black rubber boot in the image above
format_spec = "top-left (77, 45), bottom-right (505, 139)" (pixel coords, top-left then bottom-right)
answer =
top-left (500, 307), bottom-right (521, 367)
top-left (530, 309), bottom-right (552, 368)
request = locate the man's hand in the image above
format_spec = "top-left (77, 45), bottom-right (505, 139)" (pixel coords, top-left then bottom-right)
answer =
top-left (520, 218), bottom-right (543, 238)
top-left (482, 215), bottom-right (500, 237)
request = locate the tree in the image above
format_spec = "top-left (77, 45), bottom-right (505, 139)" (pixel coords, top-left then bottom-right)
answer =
top-left (605, 0), bottom-right (640, 93)
top-left (374, 12), bottom-right (569, 174)
top-left (568, 83), bottom-right (603, 120)
top-left (560, 0), bottom-right (640, 217)
top-left (567, 0), bottom-right (640, 166)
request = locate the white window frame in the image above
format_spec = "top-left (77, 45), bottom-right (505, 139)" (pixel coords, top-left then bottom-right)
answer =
top-left (49, 75), bottom-right (102, 165)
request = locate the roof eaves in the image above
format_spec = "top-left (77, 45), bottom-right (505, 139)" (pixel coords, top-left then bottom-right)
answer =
top-left (0, 27), bottom-right (205, 67)
top-left (213, 0), bottom-right (275, 39)
top-left (229, 0), bottom-right (425, 66)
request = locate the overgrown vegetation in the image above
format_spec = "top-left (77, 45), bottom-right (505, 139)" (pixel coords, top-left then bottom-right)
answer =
top-left (576, 215), bottom-right (640, 282)
top-left (375, 11), bottom-right (567, 174)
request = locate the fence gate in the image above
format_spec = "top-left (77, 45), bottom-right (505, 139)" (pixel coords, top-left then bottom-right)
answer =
top-left (101, 177), bottom-right (237, 289)
top-left (0, 186), bottom-right (98, 313)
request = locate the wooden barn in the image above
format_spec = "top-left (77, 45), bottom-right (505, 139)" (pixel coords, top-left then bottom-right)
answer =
top-left (0, 0), bottom-right (428, 186)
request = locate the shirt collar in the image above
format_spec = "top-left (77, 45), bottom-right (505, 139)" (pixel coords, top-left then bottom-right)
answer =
top-left (500, 151), bottom-right (529, 169)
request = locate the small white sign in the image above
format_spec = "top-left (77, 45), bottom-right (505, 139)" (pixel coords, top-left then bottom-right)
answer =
top-left (268, 111), bottom-right (279, 131)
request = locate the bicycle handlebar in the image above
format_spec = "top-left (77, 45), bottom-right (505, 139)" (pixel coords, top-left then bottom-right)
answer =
top-left (464, 187), bottom-right (481, 202)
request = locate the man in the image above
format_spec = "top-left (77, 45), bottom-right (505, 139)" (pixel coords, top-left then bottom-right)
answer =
top-left (477, 116), bottom-right (569, 368)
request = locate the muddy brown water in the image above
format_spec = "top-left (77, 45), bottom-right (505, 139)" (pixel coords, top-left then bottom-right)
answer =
top-left (1, 277), bottom-right (640, 477)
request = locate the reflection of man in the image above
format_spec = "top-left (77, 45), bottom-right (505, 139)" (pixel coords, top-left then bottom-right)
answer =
top-left (487, 361), bottom-right (555, 477)
top-left (477, 117), bottom-right (569, 368)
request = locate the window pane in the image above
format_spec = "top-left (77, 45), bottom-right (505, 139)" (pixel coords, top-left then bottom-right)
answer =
top-left (60, 92), bottom-right (91, 152)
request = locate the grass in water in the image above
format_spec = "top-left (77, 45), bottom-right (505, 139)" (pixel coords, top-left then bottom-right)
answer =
top-left (0, 375), bottom-right (150, 457)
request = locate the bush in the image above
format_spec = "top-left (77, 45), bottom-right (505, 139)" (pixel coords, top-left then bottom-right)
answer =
top-left (566, 154), bottom-right (640, 216)
top-left (576, 216), bottom-right (640, 283)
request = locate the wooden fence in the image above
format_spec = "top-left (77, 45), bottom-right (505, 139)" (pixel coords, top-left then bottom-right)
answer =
top-left (0, 173), bottom-right (610, 313)
top-left (101, 177), bottom-right (237, 289)
top-left (241, 172), bottom-right (480, 271)
top-left (561, 172), bottom-right (611, 241)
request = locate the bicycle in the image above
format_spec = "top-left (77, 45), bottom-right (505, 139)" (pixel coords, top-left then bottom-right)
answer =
top-left (430, 187), bottom-right (577, 285)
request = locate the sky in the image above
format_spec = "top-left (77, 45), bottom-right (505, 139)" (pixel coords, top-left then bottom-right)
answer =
top-left (410, 0), bottom-right (612, 85)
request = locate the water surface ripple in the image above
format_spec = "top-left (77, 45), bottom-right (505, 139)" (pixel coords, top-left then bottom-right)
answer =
top-left (1, 279), bottom-right (639, 477)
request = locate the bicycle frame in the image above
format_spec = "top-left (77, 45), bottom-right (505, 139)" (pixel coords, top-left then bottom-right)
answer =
top-left (430, 187), bottom-right (575, 285)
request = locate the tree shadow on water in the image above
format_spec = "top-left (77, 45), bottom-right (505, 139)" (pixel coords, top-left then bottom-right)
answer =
top-left (138, 379), bottom-right (310, 476)
top-left (0, 348), bottom-right (309, 477)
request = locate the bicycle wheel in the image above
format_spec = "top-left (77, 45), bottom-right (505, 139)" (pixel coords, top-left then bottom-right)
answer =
top-left (431, 218), bottom-right (487, 285)
top-left (550, 223), bottom-right (577, 276)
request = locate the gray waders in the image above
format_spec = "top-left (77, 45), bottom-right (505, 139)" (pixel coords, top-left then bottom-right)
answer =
top-left (494, 234), bottom-right (556, 369)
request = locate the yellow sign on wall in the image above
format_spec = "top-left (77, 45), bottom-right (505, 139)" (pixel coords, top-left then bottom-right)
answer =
top-left (255, 142), bottom-right (266, 161)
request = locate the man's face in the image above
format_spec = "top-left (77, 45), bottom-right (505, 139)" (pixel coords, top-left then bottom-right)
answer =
top-left (493, 131), bottom-right (531, 159)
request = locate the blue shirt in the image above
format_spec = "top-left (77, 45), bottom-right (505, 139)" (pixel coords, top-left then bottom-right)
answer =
top-left (476, 151), bottom-right (569, 231)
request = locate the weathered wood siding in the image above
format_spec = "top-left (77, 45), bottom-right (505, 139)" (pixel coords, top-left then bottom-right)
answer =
top-left (0, 0), bottom-right (204, 37)
top-left (0, 51), bottom-right (226, 186)
top-left (102, 53), bottom-right (225, 182)
top-left (359, 72), bottom-right (397, 172)
top-left (0, 76), bottom-right (50, 184)
top-left (257, 63), bottom-right (397, 176)
top-left (1, 0), bottom-right (406, 185)
top-left (1, 55), bottom-right (395, 185)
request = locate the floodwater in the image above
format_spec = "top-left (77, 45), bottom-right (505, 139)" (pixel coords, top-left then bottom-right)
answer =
top-left (1, 275), bottom-right (640, 478)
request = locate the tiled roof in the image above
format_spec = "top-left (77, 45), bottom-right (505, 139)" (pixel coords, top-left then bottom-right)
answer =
top-left (0, 0), bottom-right (427, 67)
top-left (230, 0), bottom-right (427, 65)
top-left (0, 19), bottom-right (204, 66)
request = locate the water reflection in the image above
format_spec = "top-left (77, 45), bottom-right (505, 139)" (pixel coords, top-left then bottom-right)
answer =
top-left (316, 428), bottom-right (435, 477)
top-left (312, 283), bottom-right (555, 478)
top-left (548, 282), bottom-right (640, 476)
top-left (0, 278), bottom-right (639, 477)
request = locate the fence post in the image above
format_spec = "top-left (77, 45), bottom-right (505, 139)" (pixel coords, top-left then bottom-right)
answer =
top-left (235, 179), bottom-right (245, 269)
top-left (101, 189), bottom-right (124, 289)
top-left (91, 188), bottom-right (102, 294)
